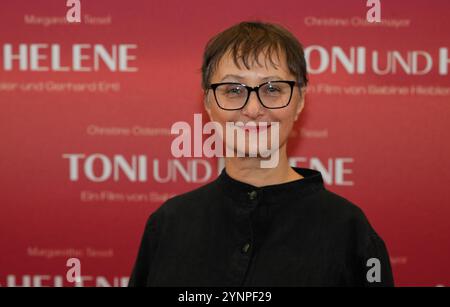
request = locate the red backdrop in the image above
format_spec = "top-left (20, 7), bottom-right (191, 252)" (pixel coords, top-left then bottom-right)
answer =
top-left (1, 0), bottom-right (449, 286)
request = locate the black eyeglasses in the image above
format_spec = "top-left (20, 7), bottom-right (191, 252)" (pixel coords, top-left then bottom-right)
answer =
top-left (208, 80), bottom-right (297, 111)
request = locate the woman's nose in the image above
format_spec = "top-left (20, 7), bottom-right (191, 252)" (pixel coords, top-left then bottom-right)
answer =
top-left (242, 91), bottom-right (264, 118)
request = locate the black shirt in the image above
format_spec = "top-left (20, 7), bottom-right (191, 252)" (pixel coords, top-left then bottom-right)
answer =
top-left (128, 167), bottom-right (394, 287)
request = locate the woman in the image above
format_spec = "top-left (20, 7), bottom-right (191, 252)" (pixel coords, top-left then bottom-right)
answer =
top-left (128, 21), bottom-right (394, 287)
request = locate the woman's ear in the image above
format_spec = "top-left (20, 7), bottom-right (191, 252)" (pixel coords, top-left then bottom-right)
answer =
top-left (294, 87), bottom-right (306, 122)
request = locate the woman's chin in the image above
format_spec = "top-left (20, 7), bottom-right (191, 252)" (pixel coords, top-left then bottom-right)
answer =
top-left (225, 143), bottom-right (279, 158)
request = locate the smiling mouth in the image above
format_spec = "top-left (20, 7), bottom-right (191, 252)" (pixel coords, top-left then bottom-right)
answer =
top-left (236, 123), bottom-right (272, 132)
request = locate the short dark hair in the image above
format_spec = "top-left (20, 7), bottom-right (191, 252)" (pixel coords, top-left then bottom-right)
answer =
top-left (201, 21), bottom-right (308, 91)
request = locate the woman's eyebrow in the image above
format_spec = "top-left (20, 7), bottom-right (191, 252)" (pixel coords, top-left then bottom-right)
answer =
top-left (219, 74), bottom-right (244, 82)
top-left (219, 74), bottom-right (284, 82)
top-left (260, 75), bottom-right (283, 81)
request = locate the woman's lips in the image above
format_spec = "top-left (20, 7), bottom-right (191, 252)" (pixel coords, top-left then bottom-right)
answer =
top-left (237, 123), bottom-right (272, 132)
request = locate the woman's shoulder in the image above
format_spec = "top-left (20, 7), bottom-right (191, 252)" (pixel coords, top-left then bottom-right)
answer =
top-left (151, 178), bottom-right (220, 218)
top-left (310, 188), bottom-right (377, 234)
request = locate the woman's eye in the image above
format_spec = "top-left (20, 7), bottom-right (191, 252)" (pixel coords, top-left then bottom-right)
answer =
top-left (226, 87), bottom-right (243, 94)
top-left (266, 86), bottom-right (280, 93)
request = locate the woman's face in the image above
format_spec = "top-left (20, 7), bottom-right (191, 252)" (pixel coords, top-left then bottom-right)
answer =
top-left (204, 50), bottom-right (305, 162)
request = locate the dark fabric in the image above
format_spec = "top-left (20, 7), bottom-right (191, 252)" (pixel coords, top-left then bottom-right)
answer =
top-left (128, 167), bottom-right (394, 287)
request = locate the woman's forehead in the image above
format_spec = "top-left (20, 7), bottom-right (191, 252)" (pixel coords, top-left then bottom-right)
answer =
top-left (213, 49), bottom-right (291, 81)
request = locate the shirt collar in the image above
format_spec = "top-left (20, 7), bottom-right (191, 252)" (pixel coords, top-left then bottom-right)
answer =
top-left (216, 166), bottom-right (325, 208)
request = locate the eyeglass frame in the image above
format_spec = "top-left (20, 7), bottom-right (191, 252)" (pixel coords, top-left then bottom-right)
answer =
top-left (207, 80), bottom-right (298, 111)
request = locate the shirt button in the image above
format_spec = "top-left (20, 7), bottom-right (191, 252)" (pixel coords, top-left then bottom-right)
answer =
top-left (241, 242), bottom-right (251, 254)
top-left (248, 190), bottom-right (257, 200)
